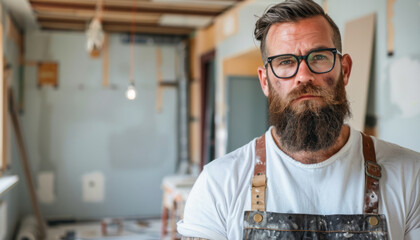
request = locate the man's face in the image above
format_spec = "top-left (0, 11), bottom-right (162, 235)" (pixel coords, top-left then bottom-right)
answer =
top-left (257, 16), bottom-right (353, 152)
top-left (258, 15), bottom-right (351, 103)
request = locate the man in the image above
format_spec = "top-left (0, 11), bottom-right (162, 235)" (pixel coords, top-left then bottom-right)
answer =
top-left (177, 0), bottom-right (420, 239)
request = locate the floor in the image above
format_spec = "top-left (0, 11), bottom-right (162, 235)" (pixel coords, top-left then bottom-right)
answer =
top-left (45, 218), bottom-right (173, 240)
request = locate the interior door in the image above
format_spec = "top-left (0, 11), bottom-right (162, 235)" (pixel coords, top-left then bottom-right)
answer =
top-left (227, 76), bottom-right (268, 152)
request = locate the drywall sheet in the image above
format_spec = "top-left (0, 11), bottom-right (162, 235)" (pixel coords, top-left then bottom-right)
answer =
top-left (343, 13), bottom-right (376, 131)
top-left (82, 171), bottom-right (104, 203)
top-left (37, 171), bottom-right (55, 204)
top-left (389, 57), bottom-right (420, 118)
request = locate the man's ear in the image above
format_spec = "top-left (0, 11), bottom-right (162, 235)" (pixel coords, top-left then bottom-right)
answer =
top-left (258, 66), bottom-right (269, 96)
top-left (341, 54), bottom-right (353, 86)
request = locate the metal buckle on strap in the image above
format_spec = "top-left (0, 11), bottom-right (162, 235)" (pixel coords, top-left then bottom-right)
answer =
top-left (365, 161), bottom-right (382, 180)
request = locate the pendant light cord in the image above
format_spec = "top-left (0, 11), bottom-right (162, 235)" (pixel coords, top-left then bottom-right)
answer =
top-left (130, 0), bottom-right (136, 84)
top-left (96, 0), bottom-right (104, 21)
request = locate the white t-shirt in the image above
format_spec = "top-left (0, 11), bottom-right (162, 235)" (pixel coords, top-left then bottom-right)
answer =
top-left (177, 126), bottom-right (420, 240)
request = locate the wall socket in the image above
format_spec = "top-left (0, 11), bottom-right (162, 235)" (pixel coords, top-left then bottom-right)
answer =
top-left (82, 171), bottom-right (105, 202)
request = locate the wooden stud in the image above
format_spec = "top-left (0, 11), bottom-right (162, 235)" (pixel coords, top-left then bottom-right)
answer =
top-left (6, 15), bottom-right (22, 51)
top-left (0, 23), bottom-right (3, 173)
top-left (387, 0), bottom-right (395, 56)
top-left (102, 33), bottom-right (109, 88)
top-left (156, 47), bottom-right (163, 112)
top-left (9, 89), bottom-right (47, 239)
top-left (2, 59), bottom-right (11, 172)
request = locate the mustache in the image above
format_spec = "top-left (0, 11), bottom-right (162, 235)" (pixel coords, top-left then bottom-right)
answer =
top-left (270, 80), bottom-right (342, 114)
top-left (287, 82), bottom-right (335, 102)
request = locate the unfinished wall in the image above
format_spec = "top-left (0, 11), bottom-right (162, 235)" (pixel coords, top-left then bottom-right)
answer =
top-left (19, 31), bottom-right (178, 219)
top-left (208, 0), bottom-right (420, 157)
top-left (214, 0), bottom-right (280, 157)
top-left (0, 4), bottom-right (25, 240)
top-left (327, 0), bottom-right (420, 151)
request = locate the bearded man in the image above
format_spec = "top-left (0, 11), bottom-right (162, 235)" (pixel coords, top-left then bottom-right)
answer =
top-left (177, 0), bottom-right (420, 239)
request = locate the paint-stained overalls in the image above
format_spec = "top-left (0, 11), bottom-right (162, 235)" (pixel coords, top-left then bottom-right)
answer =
top-left (243, 133), bottom-right (389, 239)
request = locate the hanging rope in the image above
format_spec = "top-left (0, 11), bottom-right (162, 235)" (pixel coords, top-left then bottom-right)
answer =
top-left (130, 0), bottom-right (136, 84)
top-left (95, 0), bottom-right (104, 21)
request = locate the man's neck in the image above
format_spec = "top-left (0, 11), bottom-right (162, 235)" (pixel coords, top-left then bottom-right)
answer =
top-left (271, 125), bottom-right (350, 164)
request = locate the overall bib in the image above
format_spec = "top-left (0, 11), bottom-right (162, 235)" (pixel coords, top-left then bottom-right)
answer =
top-left (243, 133), bottom-right (389, 239)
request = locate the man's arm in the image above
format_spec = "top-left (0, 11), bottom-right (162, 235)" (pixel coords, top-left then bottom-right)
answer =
top-left (405, 229), bottom-right (420, 240)
top-left (177, 167), bottom-right (228, 240)
top-left (404, 160), bottom-right (420, 239)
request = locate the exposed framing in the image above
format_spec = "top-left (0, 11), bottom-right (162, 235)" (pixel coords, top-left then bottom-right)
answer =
top-left (0, 21), bottom-right (4, 173)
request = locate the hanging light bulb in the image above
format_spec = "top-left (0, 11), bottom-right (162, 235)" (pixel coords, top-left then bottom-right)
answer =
top-left (126, 0), bottom-right (137, 101)
top-left (126, 82), bottom-right (137, 100)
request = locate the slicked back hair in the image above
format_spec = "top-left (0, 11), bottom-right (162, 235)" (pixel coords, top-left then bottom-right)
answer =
top-left (254, 0), bottom-right (342, 63)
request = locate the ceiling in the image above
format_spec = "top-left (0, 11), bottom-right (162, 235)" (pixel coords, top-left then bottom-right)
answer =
top-left (19, 0), bottom-right (244, 35)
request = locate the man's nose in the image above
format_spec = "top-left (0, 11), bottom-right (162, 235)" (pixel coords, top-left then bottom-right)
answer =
top-left (295, 60), bottom-right (315, 85)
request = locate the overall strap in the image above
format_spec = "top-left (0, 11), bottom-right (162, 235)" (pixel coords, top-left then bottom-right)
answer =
top-left (250, 132), bottom-right (382, 214)
top-left (251, 134), bottom-right (267, 211)
top-left (362, 132), bottom-right (382, 214)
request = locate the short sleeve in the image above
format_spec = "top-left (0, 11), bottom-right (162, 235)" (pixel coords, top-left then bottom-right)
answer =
top-left (405, 167), bottom-right (420, 238)
top-left (177, 167), bottom-right (228, 240)
top-left (405, 228), bottom-right (420, 240)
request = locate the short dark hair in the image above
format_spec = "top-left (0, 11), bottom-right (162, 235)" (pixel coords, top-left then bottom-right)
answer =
top-left (254, 0), bottom-right (342, 63)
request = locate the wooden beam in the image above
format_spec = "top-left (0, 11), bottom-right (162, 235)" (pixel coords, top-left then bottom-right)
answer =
top-left (33, 5), bottom-right (161, 23)
top-left (29, 1), bottom-right (225, 16)
top-left (104, 24), bottom-right (193, 35)
top-left (37, 17), bottom-right (195, 34)
top-left (38, 20), bottom-right (193, 34)
top-left (38, 21), bottom-right (86, 31)
top-left (37, 12), bottom-right (160, 24)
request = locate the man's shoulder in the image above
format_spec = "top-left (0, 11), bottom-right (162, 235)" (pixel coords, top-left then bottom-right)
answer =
top-left (205, 138), bottom-right (257, 171)
top-left (374, 137), bottom-right (420, 160)
top-left (373, 136), bottom-right (420, 171)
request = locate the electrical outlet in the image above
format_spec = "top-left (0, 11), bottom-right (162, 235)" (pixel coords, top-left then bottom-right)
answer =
top-left (82, 171), bottom-right (105, 202)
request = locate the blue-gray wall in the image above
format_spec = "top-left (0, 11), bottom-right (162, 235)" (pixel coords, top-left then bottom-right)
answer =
top-left (17, 31), bottom-right (178, 220)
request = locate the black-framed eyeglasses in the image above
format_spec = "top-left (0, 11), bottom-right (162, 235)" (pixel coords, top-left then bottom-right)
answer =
top-left (265, 48), bottom-right (342, 79)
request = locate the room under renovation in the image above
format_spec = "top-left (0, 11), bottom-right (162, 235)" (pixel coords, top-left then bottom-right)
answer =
top-left (0, 0), bottom-right (419, 239)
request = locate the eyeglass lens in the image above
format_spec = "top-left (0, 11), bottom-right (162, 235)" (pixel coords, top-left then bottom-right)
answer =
top-left (270, 49), bottom-right (336, 78)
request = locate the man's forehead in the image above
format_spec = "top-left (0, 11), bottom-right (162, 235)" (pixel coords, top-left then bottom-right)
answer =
top-left (265, 16), bottom-right (334, 54)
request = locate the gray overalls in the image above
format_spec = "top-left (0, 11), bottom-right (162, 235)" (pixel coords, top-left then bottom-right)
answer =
top-left (243, 133), bottom-right (389, 239)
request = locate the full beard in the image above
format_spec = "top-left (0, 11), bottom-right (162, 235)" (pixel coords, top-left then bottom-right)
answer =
top-left (268, 75), bottom-right (351, 153)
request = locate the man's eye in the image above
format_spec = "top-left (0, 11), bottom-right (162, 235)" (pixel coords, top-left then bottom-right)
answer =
top-left (279, 60), bottom-right (293, 65)
top-left (313, 54), bottom-right (327, 60)
top-left (274, 57), bottom-right (295, 66)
